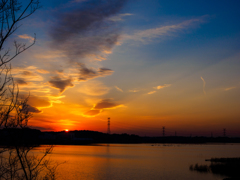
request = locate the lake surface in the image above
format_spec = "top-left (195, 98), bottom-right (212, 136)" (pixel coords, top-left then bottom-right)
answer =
top-left (41, 144), bottom-right (240, 180)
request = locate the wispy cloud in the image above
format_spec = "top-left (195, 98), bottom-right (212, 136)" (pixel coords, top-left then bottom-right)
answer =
top-left (115, 86), bottom-right (123, 92)
top-left (224, 87), bottom-right (236, 91)
top-left (45, 95), bottom-right (65, 107)
top-left (49, 0), bottom-right (129, 63)
top-left (12, 67), bottom-right (44, 82)
top-left (27, 95), bottom-right (51, 108)
top-left (78, 81), bottom-right (110, 96)
top-left (148, 91), bottom-right (156, 95)
top-left (27, 105), bottom-right (42, 113)
top-left (71, 0), bottom-right (88, 3)
top-left (94, 99), bottom-right (123, 109)
top-left (123, 17), bottom-right (207, 44)
top-left (78, 64), bottom-right (114, 81)
top-left (148, 84), bottom-right (171, 95)
top-left (108, 13), bottom-right (133, 22)
top-left (154, 84), bottom-right (171, 89)
top-left (200, 77), bottom-right (206, 95)
top-left (34, 51), bottom-right (66, 59)
top-left (15, 78), bottom-right (29, 86)
top-left (129, 89), bottom-right (139, 93)
top-left (37, 69), bottom-right (49, 74)
top-left (84, 109), bottom-right (101, 116)
top-left (18, 34), bottom-right (34, 42)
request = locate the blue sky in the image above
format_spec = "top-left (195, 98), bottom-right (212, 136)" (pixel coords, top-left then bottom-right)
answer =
top-left (10, 0), bottom-right (240, 136)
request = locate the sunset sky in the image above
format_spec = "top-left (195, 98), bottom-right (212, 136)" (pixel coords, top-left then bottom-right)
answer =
top-left (10, 0), bottom-right (240, 136)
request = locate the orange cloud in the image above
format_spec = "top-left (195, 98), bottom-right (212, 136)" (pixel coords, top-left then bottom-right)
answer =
top-left (129, 89), bottom-right (139, 93)
top-left (148, 91), bottom-right (156, 95)
top-left (78, 81), bottom-right (110, 96)
top-left (12, 67), bottom-right (44, 82)
top-left (115, 86), bottom-right (123, 92)
top-left (84, 109), bottom-right (101, 116)
top-left (27, 95), bottom-right (51, 108)
top-left (37, 69), bottom-right (49, 74)
top-left (154, 84), bottom-right (171, 89)
top-left (224, 87), bottom-right (236, 91)
top-left (18, 34), bottom-right (34, 42)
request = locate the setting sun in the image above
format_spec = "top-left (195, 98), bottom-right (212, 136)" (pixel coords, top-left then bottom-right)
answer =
top-left (5, 0), bottom-right (239, 137)
top-left (1, 0), bottom-right (240, 179)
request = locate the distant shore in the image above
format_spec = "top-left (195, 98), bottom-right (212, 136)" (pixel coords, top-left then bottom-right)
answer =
top-left (1, 128), bottom-right (240, 145)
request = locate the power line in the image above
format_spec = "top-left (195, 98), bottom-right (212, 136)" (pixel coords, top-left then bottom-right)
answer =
top-left (162, 126), bottom-right (165, 137)
top-left (107, 117), bottom-right (110, 134)
top-left (223, 128), bottom-right (226, 137)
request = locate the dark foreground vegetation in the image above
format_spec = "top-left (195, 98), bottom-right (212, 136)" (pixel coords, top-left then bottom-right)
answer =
top-left (1, 128), bottom-right (240, 145)
top-left (190, 158), bottom-right (240, 180)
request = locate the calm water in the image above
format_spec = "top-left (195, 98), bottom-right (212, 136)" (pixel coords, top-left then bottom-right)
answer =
top-left (39, 144), bottom-right (240, 180)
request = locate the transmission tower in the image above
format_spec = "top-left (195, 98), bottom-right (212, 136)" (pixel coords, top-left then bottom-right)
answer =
top-left (107, 117), bottom-right (111, 134)
top-left (162, 126), bottom-right (165, 137)
top-left (223, 128), bottom-right (226, 137)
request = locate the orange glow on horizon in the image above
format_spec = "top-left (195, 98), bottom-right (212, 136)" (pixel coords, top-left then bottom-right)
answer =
top-left (65, 129), bottom-right (69, 132)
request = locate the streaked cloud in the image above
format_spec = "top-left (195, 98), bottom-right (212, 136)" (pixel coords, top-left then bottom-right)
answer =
top-left (12, 68), bottom-right (44, 82)
top-left (22, 71), bottom-right (35, 76)
top-left (154, 84), bottom-right (171, 89)
top-left (200, 76), bottom-right (206, 95)
top-left (34, 51), bottom-right (66, 59)
top-left (27, 95), bottom-right (51, 108)
top-left (27, 105), bottom-right (42, 113)
top-left (115, 86), bottom-right (123, 92)
top-left (108, 13), bottom-right (133, 22)
top-left (123, 17), bottom-right (207, 44)
top-left (224, 87), bottom-right (236, 91)
top-left (94, 99), bottom-right (122, 109)
top-left (129, 89), bottom-right (139, 93)
top-left (15, 78), bottom-right (28, 85)
top-left (18, 34), bottom-right (34, 42)
top-left (148, 91), bottom-right (156, 95)
top-left (78, 64), bottom-right (114, 81)
top-left (46, 95), bottom-right (66, 105)
top-left (78, 81), bottom-right (110, 96)
top-left (84, 109), bottom-right (101, 116)
top-left (71, 0), bottom-right (88, 3)
top-left (19, 83), bottom-right (51, 94)
top-left (37, 69), bottom-right (49, 74)
top-left (147, 84), bottom-right (171, 95)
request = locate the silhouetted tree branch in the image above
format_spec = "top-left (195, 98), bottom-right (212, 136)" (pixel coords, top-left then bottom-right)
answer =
top-left (0, 1), bottom-right (60, 179)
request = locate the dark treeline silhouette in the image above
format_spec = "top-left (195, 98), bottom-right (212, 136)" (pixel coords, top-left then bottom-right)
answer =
top-left (1, 128), bottom-right (240, 145)
top-left (0, 128), bottom-right (41, 147)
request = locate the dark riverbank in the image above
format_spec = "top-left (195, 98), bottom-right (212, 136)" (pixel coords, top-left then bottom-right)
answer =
top-left (1, 128), bottom-right (240, 145)
top-left (190, 158), bottom-right (240, 180)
